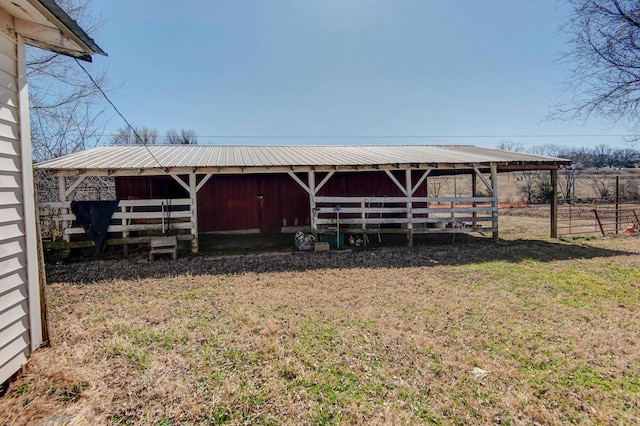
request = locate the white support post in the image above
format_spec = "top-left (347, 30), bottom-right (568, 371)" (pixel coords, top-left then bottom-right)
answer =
top-left (473, 166), bottom-right (493, 193)
top-left (65, 175), bottom-right (87, 198)
top-left (491, 163), bottom-right (499, 241)
top-left (121, 203), bottom-right (129, 256)
top-left (189, 173), bottom-right (198, 253)
top-left (308, 171), bottom-right (317, 235)
top-left (58, 175), bottom-right (70, 243)
top-left (384, 170), bottom-right (408, 195)
top-left (405, 169), bottom-right (413, 246)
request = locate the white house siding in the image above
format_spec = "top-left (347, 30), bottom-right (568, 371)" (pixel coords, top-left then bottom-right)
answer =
top-left (0, 15), bottom-right (32, 385)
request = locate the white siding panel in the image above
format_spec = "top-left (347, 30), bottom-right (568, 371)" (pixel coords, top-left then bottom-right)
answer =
top-left (0, 103), bottom-right (17, 123)
top-left (0, 189), bottom-right (20, 205)
top-left (0, 86), bottom-right (18, 108)
top-left (0, 347), bottom-right (27, 386)
top-left (0, 282), bottom-right (27, 313)
top-left (0, 33), bottom-right (16, 61)
top-left (0, 316), bottom-right (28, 349)
top-left (0, 171), bottom-right (19, 188)
top-left (0, 29), bottom-right (29, 385)
top-left (0, 118), bottom-right (18, 140)
top-left (0, 69), bottom-right (17, 93)
top-left (0, 139), bottom-right (19, 156)
top-left (0, 155), bottom-right (19, 172)
top-left (0, 333), bottom-right (29, 373)
top-left (0, 206), bottom-right (21, 222)
top-left (0, 237), bottom-right (22, 260)
top-left (0, 51), bottom-right (16, 77)
top-left (0, 255), bottom-right (25, 283)
top-left (0, 299), bottom-right (27, 334)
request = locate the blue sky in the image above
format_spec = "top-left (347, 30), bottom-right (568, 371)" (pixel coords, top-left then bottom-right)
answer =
top-left (85, 0), bottom-right (633, 149)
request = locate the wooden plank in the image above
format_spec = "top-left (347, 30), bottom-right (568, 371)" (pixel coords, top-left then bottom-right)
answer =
top-left (42, 234), bottom-right (193, 250)
top-left (316, 207), bottom-right (408, 214)
top-left (118, 198), bottom-right (191, 207)
top-left (113, 211), bottom-right (192, 220)
top-left (64, 222), bottom-right (193, 234)
top-left (412, 206), bottom-right (494, 214)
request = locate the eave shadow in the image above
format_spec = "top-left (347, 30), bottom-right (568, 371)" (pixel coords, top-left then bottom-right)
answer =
top-left (45, 236), bottom-right (637, 285)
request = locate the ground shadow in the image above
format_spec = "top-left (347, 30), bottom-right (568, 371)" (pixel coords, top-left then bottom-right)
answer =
top-left (45, 233), bottom-right (637, 284)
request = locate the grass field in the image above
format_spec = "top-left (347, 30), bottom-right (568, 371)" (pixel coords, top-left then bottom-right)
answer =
top-left (1, 216), bottom-right (639, 425)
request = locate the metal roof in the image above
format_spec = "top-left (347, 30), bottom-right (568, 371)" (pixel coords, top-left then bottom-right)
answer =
top-left (35, 0), bottom-right (107, 58)
top-left (35, 145), bottom-right (569, 173)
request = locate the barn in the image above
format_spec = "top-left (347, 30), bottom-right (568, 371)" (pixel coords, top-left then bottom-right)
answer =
top-left (35, 145), bottom-right (570, 252)
top-left (0, 1), bottom-right (105, 385)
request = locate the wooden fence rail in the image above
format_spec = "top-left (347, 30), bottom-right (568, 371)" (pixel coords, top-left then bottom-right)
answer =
top-left (38, 199), bottom-right (194, 255)
top-left (313, 196), bottom-right (497, 241)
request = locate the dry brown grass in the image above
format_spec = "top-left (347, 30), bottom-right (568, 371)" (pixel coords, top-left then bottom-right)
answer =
top-left (1, 218), bottom-right (639, 425)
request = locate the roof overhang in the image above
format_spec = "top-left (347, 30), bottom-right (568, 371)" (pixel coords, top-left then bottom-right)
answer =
top-left (35, 145), bottom-right (572, 177)
top-left (0, 0), bottom-right (106, 61)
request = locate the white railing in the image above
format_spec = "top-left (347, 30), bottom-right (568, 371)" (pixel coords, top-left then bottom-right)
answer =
top-left (314, 196), bottom-right (497, 232)
top-left (38, 199), bottom-right (194, 249)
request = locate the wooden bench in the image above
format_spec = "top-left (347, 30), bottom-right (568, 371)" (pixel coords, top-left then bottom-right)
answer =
top-left (149, 236), bottom-right (178, 260)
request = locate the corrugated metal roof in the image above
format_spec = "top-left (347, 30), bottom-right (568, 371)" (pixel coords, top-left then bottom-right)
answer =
top-left (35, 145), bottom-right (569, 171)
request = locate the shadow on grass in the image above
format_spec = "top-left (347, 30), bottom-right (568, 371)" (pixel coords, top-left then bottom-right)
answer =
top-left (45, 234), bottom-right (637, 284)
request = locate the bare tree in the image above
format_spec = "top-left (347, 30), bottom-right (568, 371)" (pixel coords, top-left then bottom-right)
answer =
top-left (27, 0), bottom-right (110, 162)
top-left (496, 140), bottom-right (525, 152)
top-left (165, 129), bottom-right (199, 145)
top-left (111, 126), bottom-right (158, 145)
top-left (514, 171), bottom-right (542, 203)
top-left (557, 0), bottom-right (640, 133)
top-left (426, 176), bottom-right (446, 198)
top-left (590, 170), bottom-right (613, 199)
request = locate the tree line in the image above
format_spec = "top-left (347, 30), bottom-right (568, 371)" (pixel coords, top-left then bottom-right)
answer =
top-left (497, 141), bottom-right (640, 169)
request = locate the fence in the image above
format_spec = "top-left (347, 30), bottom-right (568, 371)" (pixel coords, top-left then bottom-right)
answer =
top-left (38, 198), bottom-right (194, 254)
top-left (557, 198), bottom-right (640, 237)
top-left (314, 196), bottom-right (497, 241)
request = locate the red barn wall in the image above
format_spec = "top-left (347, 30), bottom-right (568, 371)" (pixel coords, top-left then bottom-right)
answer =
top-left (115, 171), bottom-right (428, 233)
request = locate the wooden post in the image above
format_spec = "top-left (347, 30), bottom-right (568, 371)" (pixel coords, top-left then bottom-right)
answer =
top-left (308, 171), bottom-right (316, 236)
top-left (472, 171), bottom-right (477, 229)
top-left (121, 204), bottom-right (129, 256)
top-left (593, 209), bottom-right (605, 236)
top-left (189, 173), bottom-right (198, 253)
top-left (406, 169), bottom-right (413, 246)
top-left (58, 176), bottom-right (69, 241)
top-left (491, 163), bottom-right (499, 242)
top-left (615, 175), bottom-right (620, 234)
top-left (550, 169), bottom-right (558, 238)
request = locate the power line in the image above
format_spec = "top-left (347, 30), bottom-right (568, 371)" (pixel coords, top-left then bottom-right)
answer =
top-left (74, 58), bottom-right (164, 168)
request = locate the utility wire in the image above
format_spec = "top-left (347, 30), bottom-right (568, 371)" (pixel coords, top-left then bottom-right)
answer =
top-left (74, 58), bottom-right (164, 168)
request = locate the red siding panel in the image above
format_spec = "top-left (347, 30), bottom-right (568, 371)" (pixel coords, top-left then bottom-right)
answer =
top-left (116, 171), bottom-right (426, 233)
